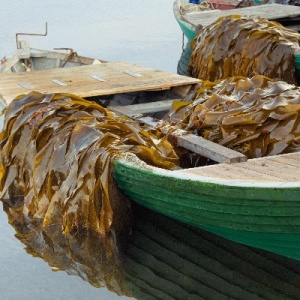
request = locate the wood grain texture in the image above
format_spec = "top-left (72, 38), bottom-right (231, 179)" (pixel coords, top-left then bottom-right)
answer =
top-left (0, 62), bottom-right (200, 104)
top-left (178, 152), bottom-right (300, 182)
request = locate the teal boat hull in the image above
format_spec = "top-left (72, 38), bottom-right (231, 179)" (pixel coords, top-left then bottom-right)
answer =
top-left (176, 18), bottom-right (196, 42)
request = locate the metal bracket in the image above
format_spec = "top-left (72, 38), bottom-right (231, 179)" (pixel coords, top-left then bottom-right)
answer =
top-left (16, 22), bottom-right (48, 49)
top-left (53, 48), bottom-right (82, 67)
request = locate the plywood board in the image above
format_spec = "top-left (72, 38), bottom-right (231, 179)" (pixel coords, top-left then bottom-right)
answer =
top-left (0, 62), bottom-right (200, 104)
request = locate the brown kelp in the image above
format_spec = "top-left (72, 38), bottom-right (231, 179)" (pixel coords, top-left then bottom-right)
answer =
top-left (0, 92), bottom-right (179, 268)
top-left (188, 15), bottom-right (300, 84)
top-left (167, 75), bottom-right (300, 159)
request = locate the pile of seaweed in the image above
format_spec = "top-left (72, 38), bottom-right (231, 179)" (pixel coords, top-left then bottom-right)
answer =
top-left (188, 15), bottom-right (300, 84)
top-left (0, 92), bottom-right (179, 281)
top-left (167, 75), bottom-right (300, 158)
top-left (162, 15), bottom-right (300, 159)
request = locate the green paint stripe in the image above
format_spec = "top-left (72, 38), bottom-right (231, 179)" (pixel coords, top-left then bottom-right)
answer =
top-left (116, 177), bottom-right (300, 216)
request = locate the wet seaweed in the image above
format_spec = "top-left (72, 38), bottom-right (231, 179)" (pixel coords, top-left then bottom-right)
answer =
top-left (0, 92), bottom-right (179, 271)
top-left (167, 75), bottom-right (300, 158)
top-left (189, 15), bottom-right (300, 84)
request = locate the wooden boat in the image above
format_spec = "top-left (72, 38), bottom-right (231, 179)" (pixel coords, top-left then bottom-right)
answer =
top-left (2, 23), bottom-right (300, 264)
top-left (174, 1), bottom-right (300, 42)
top-left (2, 40), bottom-right (299, 262)
top-left (109, 97), bottom-right (300, 262)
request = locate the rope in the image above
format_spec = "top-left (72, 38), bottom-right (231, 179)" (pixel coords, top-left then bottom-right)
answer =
top-left (179, 2), bottom-right (213, 14)
top-left (182, 33), bottom-right (185, 51)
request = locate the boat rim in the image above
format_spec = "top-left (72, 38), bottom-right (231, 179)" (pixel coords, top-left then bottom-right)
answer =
top-left (115, 152), bottom-right (300, 189)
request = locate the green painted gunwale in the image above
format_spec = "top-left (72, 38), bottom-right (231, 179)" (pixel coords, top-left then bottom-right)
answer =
top-left (112, 154), bottom-right (300, 261)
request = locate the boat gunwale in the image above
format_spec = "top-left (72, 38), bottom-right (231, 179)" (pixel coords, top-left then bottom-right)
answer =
top-left (115, 152), bottom-right (300, 189)
top-left (173, 0), bottom-right (198, 41)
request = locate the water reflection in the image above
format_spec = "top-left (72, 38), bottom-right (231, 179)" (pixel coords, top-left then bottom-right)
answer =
top-left (3, 199), bottom-right (300, 300)
top-left (2, 196), bottom-right (128, 295)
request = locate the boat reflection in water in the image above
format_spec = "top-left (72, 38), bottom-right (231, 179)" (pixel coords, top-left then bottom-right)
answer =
top-left (3, 199), bottom-right (300, 300)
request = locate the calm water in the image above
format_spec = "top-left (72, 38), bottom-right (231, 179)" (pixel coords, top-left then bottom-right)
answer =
top-left (0, 1), bottom-right (182, 299)
top-left (0, 0), bottom-right (182, 72)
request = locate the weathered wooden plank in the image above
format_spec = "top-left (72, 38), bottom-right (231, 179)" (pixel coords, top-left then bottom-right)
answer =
top-left (0, 49), bottom-right (24, 73)
top-left (267, 152), bottom-right (300, 163)
top-left (178, 152), bottom-right (300, 182)
top-left (176, 134), bottom-right (247, 164)
top-left (0, 62), bottom-right (200, 103)
top-left (184, 4), bottom-right (300, 28)
top-left (178, 163), bottom-right (286, 181)
top-left (235, 159), bottom-right (300, 181)
top-left (111, 105), bottom-right (247, 164)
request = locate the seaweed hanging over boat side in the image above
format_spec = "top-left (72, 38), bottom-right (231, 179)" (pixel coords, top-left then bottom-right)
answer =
top-left (189, 15), bottom-right (300, 84)
top-left (167, 75), bottom-right (300, 158)
top-left (0, 92), bottom-right (179, 267)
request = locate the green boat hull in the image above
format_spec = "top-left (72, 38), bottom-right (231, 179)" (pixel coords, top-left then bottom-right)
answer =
top-left (113, 157), bottom-right (300, 261)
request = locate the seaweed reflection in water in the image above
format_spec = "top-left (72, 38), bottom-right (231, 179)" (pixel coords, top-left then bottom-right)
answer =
top-left (0, 92), bottom-right (179, 296)
top-left (3, 201), bottom-right (300, 300)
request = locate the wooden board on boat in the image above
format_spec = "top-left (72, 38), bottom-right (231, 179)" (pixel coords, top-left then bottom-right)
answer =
top-left (182, 3), bottom-right (300, 28)
top-left (177, 152), bottom-right (300, 182)
top-left (0, 62), bottom-right (200, 104)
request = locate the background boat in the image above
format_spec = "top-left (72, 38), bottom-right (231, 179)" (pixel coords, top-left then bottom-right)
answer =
top-left (174, 1), bottom-right (300, 42)
top-left (174, 1), bottom-right (300, 75)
